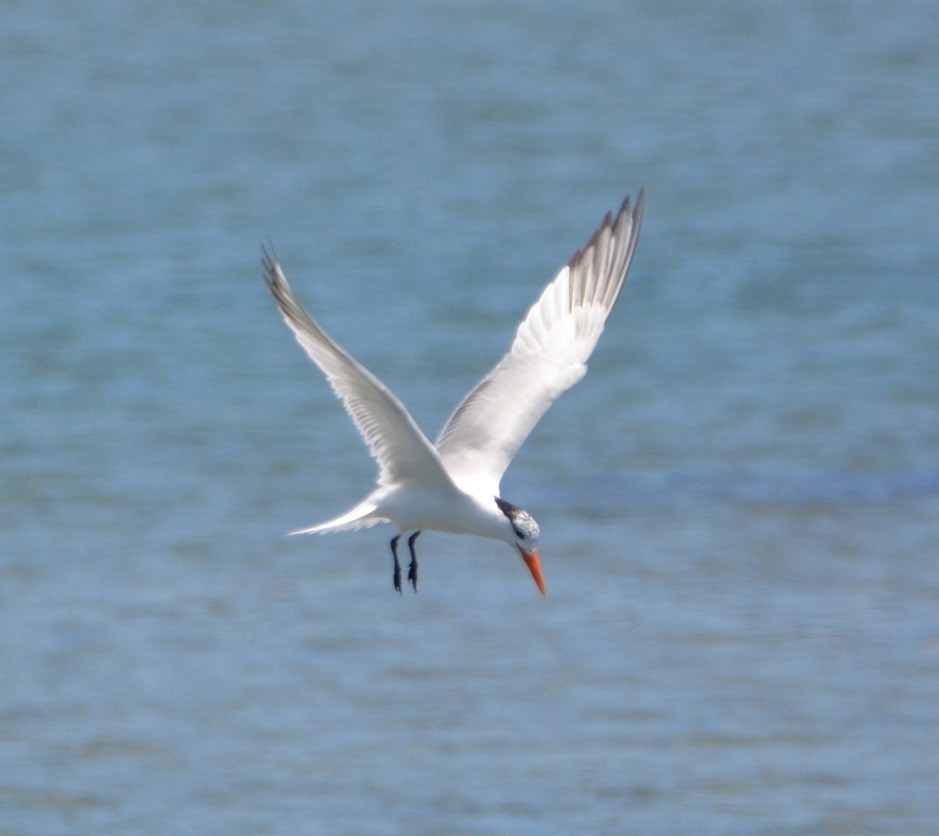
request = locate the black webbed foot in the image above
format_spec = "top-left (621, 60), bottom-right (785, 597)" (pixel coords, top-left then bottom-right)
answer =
top-left (390, 535), bottom-right (402, 595)
top-left (407, 531), bottom-right (421, 592)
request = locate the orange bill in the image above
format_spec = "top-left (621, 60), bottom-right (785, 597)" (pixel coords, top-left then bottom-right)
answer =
top-left (517, 546), bottom-right (546, 597)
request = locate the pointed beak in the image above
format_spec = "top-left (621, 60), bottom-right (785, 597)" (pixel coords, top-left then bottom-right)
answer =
top-left (517, 545), bottom-right (546, 596)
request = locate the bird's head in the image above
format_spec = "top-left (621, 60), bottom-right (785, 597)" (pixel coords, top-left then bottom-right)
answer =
top-left (495, 497), bottom-right (545, 596)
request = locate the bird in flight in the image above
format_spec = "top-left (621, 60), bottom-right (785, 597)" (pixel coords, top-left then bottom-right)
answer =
top-left (263, 190), bottom-right (643, 596)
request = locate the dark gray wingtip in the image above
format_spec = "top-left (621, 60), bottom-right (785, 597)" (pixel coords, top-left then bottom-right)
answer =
top-left (569, 189), bottom-right (644, 273)
top-left (260, 240), bottom-right (280, 292)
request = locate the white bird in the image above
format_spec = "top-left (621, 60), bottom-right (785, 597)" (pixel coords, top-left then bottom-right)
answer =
top-left (263, 190), bottom-right (644, 596)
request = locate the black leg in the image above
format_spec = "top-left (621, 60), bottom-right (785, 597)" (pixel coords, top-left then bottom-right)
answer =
top-left (390, 535), bottom-right (402, 594)
top-left (407, 531), bottom-right (421, 592)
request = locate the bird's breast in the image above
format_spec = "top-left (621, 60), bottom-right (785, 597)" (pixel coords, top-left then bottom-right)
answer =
top-left (375, 485), bottom-right (505, 540)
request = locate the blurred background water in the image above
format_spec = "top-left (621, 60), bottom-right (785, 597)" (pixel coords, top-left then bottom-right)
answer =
top-left (2, 1), bottom-right (938, 832)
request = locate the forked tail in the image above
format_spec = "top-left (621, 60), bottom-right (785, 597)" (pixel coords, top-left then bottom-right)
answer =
top-left (288, 499), bottom-right (387, 536)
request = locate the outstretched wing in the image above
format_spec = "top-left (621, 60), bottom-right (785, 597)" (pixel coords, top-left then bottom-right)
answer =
top-left (263, 249), bottom-right (453, 490)
top-left (434, 191), bottom-right (644, 496)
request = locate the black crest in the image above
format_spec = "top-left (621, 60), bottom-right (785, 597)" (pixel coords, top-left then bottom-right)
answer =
top-left (495, 497), bottom-right (540, 542)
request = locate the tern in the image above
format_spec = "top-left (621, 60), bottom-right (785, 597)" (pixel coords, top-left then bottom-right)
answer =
top-left (263, 190), bottom-right (643, 596)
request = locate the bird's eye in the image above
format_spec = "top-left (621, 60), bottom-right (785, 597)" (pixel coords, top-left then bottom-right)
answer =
top-left (512, 526), bottom-right (525, 539)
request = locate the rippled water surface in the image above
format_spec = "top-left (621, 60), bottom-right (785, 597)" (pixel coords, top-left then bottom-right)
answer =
top-left (3, 2), bottom-right (939, 832)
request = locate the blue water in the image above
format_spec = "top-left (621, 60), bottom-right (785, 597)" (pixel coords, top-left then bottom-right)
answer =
top-left (3, 2), bottom-right (939, 832)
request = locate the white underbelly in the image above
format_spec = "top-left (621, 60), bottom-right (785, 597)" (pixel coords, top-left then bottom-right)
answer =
top-left (375, 485), bottom-right (501, 539)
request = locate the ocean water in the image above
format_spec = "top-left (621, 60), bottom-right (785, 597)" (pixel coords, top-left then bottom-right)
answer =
top-left (3, 1), bottom-right (939, 832)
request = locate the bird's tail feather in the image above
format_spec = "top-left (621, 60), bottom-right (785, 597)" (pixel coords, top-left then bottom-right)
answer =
top-left (288, 500), bottom-right (387, 536)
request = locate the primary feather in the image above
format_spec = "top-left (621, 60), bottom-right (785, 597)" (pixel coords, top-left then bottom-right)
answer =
top-left (262, 249), bottom-right (454, 492)
top-left (434, 190), bottom-right (644, 496)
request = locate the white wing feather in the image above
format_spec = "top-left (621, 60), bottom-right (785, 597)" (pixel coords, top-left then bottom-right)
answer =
top-left (434, 191), bottom-right (644, 496)
top-left (262, 250), bottom-right (453, 491)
